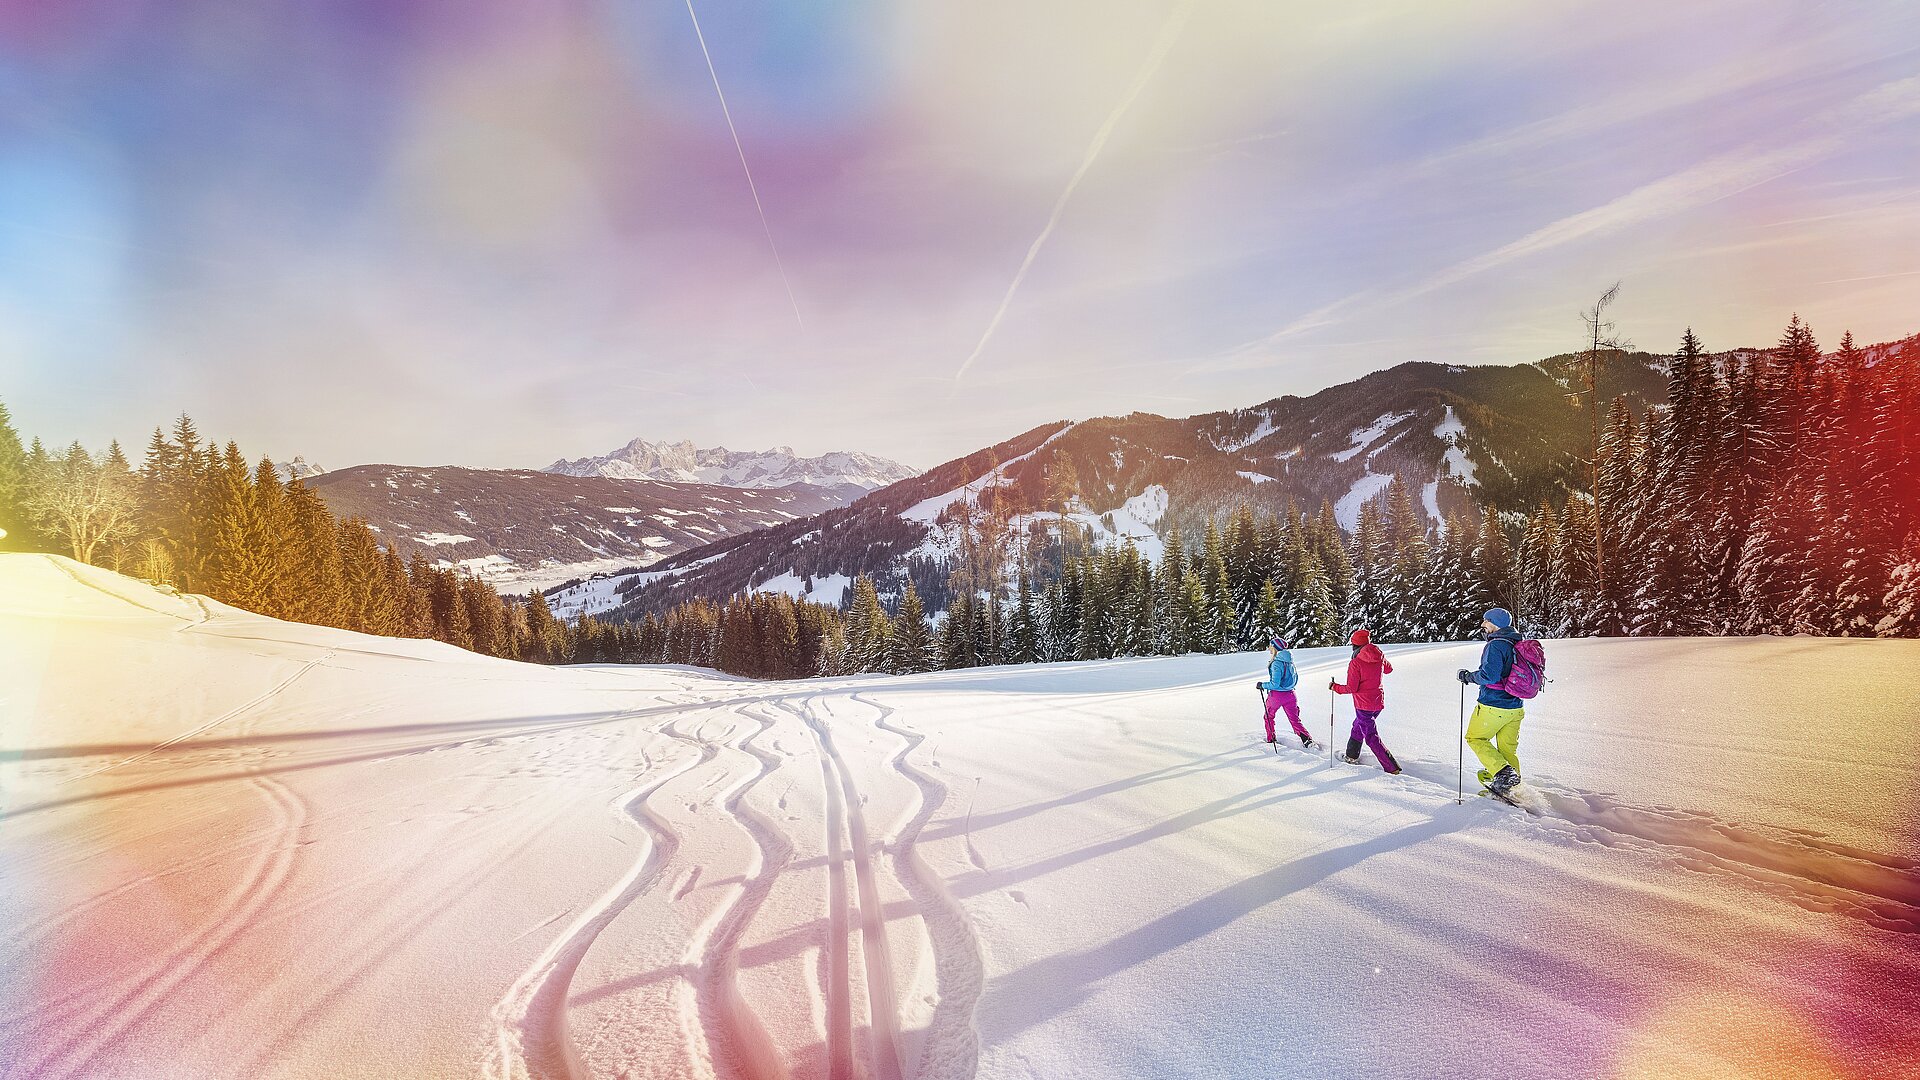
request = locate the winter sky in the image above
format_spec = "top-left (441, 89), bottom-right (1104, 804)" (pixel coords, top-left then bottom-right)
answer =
top-left (3, 2), bottom-right (1918, 470)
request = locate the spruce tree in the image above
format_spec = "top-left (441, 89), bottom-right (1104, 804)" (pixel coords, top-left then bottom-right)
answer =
top-left (1007, 574), bottom-right (1039, 664)
top-left (0, 400), bottom-right (33, 550)
top-left (1251, 579), bottom-right (1281, 644)
top-left (206, 448), bottom-right (279, 610)
top-left (890, 582), bottom-right (936, 673)
top-left (845, 576), bottom-right (891, 672)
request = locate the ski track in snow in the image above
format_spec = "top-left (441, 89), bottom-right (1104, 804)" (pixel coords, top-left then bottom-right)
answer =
top-left (858, 692), bottom-right (984, 1080)
top-left (484, 721), bottom-right (710, 1080)
top-left (679, 706), bottom-right (796, 1080)
top-left (794, 697), bottom-right (907, 1080)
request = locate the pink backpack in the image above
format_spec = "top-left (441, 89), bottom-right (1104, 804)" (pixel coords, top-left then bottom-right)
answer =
top-left (1492, 638), bottom-right (1547, 699)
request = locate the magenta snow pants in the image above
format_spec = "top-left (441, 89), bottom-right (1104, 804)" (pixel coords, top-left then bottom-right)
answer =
top-left (1347, 708), bottom-right (1401, 774)
top-left (1263, 690), bottom-right (1310, 742)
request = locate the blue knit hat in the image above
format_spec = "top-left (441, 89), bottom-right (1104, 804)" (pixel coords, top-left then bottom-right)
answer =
top-left (1483, 607), bottom-right (1513, 629)
top-left (1270, 634), bottom-right (1290, 651)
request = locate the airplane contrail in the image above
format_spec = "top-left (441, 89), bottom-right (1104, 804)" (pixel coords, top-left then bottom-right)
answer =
top-left (953, 0), bottom-right (1195, 382)
top-left (684, 0), bottom-right (804, 330)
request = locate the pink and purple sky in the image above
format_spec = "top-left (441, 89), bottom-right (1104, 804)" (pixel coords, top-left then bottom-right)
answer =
top-left (2, 1), bottom-right (1918, 470)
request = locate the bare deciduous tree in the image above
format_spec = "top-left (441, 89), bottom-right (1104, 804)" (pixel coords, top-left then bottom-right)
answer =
top-left (1577, 283), bottom-right (1631, 601)
top-left (27, 443), bottom-right (139, 565)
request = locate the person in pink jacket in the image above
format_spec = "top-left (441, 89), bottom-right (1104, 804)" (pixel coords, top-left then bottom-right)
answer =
top-left (1329, 627), bottom-right (1400, 773)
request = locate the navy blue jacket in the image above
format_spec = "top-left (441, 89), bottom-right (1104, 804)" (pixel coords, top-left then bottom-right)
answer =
top-left (1467, 628), bottom-right (1524, 709)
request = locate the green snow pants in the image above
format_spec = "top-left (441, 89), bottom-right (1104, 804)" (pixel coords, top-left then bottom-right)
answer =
top-left (1465, 703), bottom-right (1524, 778)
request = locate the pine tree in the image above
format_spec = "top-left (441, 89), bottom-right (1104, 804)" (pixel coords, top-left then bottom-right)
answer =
top-left (1345, 501), bottom-right (1390, 636)
top-left (1208, 560), bottom-right (1235, 652)
top-left (1157, 528), bottom-right (1191, 654)
top-left (1251, 579), bottom-right (1281, 643)
top-left (462, 577), bottom-right (509, 657)
top-left (206, 448), bottom-right (278, 609)
top-left (400, 553), bottom-right (438, 638)
top-left (1593, 398), bottom-right (1641, 635)
top-left (1514, 502), bottom-right (1560, 634)
top-left (1180, 569), bottom-right (1208, 653)
top-left (426, 567), bottom-right (474, 650)
top-left (1006, 573), bottom-right (1039, 663)
top-left (758, 595), bottom-right (802, 678)
top-left (0, 400), bottom-right (34, 550)
top-left (284, 480), bottom-right (344, 627)
top-left (844, 576), bottom-right (891, 672)
top-left (1553, 496), bottom-right (1598, 636)
top-left (524, 589), bottom-right (569, 663)
top-left (939, 593), bottom-right (977, 669)
top-left (890, 582), bottom-right (937, 673)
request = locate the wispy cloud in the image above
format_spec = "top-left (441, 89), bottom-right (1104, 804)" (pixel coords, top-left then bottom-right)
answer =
top-left (953, 0), bottom-right (1196, 382)
top-left (1224, 74), bottom-right (1920, 360)
top-left (684, 0), bottom-right (805, 331)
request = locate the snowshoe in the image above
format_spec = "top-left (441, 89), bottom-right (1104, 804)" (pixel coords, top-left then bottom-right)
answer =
top-left (1478, 783), bottom-right (1522, 808)
top-left (1299, 733), bottom-right (1320, 751)
top-left (1336, 751), bottom-right (1362, 765)
top-left (1476, 768), bottom-right (1493, 787)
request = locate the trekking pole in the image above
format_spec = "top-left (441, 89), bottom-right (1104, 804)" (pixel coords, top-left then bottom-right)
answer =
top-left (1328, 692), bottom-right (1336, 765)
top-left (1457, 682), bottom-right (1465, 805)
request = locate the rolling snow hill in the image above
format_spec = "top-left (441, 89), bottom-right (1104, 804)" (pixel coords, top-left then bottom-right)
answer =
top-left (305, 465), bottom-right (850, 592)
top-left (4, 553), bottom-right (1916, 1079)
top-left (545, 437), bottom-right (917, 493)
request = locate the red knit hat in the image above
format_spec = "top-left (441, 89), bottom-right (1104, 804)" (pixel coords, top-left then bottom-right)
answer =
top-left (1349, 628), bottom-right (1371, 646)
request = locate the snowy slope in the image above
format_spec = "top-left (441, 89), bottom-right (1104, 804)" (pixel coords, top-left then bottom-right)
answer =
top-left (4, 554), bottom-right (1917, 1079)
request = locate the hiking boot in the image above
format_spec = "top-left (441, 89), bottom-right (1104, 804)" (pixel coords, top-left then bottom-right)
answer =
top-left (1490, 765), bottom-right (1521, 795)
top-left (1299, 732), bottom-right (1315, 749)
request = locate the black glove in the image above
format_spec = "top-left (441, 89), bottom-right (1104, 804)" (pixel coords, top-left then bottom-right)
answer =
top-left (1456, 669), bottom-right (1474, 685)
top-left (1254, 681), bottom-right (1264, 689)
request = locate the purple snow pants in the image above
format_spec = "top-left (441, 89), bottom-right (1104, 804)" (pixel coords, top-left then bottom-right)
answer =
top-left (1347, 708), bottom-right (1401, 774)
top-left (1263, 690), bottom-right (1311, 742)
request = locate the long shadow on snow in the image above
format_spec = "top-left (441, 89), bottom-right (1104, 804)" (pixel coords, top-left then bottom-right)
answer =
top-left (974, 811), bottom-right (1462, 1042)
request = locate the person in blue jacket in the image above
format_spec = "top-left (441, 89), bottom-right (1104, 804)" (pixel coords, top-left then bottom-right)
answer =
top-left (1256, 635), bottom-right (1315, 747)
top-left (1457, 607), bottom-right (1525, 796)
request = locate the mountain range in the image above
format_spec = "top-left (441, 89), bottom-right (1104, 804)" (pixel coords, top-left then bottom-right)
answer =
top-left (571, 348), bottom-right (1679, 620)
top-left (306, 466), bottom-right (854, 593)
top-left (544, 439), bottom-right (916, 494)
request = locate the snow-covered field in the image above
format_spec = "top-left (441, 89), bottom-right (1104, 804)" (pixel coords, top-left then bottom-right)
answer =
top-left (4, 553), bottom-right (1918, 1079)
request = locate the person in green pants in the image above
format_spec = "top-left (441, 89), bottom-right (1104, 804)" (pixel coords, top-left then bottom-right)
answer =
top-left (1457, 607), bottom-right (1524, 797)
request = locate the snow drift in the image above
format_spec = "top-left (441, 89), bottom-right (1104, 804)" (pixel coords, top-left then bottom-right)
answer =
top-left (3, 553), bottom-right (1916, 1079)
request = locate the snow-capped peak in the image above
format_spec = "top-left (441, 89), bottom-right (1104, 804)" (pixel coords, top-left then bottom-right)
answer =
top-left (275, 456), bottom-right (326, 482)
top-left (543, 439), bottom-right (917, 491)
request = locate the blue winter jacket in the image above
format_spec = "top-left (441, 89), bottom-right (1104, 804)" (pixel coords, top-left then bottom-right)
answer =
top-left (1258, 650), bottom-right (1299, 693)
top-left (1467, 628), bottom-right (1523, 709)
